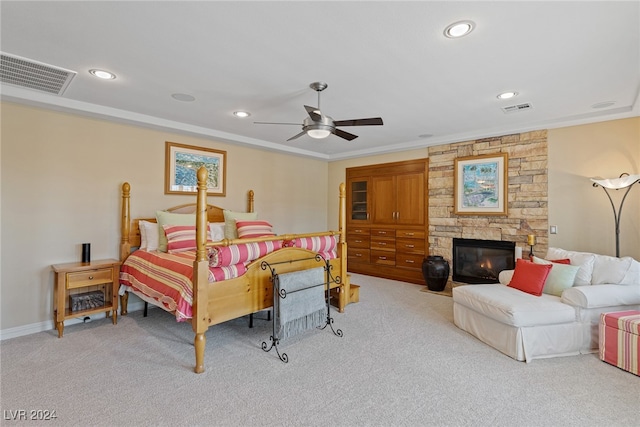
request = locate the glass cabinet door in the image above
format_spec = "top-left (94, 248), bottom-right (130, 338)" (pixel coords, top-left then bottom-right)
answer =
top-left (348, 178), bottom-right (370, 222)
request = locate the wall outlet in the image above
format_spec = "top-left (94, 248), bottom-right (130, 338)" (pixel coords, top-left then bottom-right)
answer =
top-left (550, 225), bottom-right (558, 234)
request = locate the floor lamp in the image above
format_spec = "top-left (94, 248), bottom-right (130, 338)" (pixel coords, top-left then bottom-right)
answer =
top-left (590, 173), bottom-right (640, 257)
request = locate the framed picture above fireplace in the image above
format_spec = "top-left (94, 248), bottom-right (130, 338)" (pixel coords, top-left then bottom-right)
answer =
top-left (454, 153), bottom-right (508, 216)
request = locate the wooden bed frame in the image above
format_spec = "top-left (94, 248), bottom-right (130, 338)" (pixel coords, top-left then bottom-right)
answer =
top-left (119, 166), bottom-right (350, 373)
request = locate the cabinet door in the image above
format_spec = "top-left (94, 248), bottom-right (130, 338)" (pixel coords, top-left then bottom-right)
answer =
top-left (396, 172), bottom-right (425, 225)
top-left (347, 177), bottom-right (371, 224)
top-left (371, 175), bottom-right (397, 224)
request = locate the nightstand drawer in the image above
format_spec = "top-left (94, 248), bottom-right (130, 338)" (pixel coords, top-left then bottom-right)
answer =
top-left (66, 268), bottom-right (113, 289)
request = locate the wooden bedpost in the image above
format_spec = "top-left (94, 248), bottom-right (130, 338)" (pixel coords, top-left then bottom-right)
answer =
top-left (119, 182), bottom-right (131, 316)
top-left (120, 182), bottom-right (131, 261)
top-left (192, 166), bottom-right (210, 373)
top-left (248, 190), bottom-right (254, 213)
top-left (337, 182), bottom-right (349, 312)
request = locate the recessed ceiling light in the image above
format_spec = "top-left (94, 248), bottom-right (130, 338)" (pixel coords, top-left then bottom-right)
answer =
top-left (89, 69), bottom-right (116, 80)
top-left (171, 93), bottom-right (196, 102)
top-left (497, 91), bottom-right (518, 100)
top-left (418, 134), bottom-right (433, 139)
top-left (444, 20), bottom-right (475, 38)
top-left (233, 111), bottom-right (251, 118)
top-left (591, 101), bottom-right (615, 109)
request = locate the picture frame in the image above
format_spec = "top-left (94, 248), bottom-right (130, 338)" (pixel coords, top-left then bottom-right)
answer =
top-left (165, 141), bottom-right (226, 196)
top-left (454, 153), bottom-right (508, 216)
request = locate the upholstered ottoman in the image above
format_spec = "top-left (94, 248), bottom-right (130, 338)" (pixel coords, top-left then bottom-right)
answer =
top-left (599, 310), bottom-right (640, 376)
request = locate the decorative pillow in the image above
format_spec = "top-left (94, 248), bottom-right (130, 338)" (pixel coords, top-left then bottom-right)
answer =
top-left (208, 240), bottom-right (283, 267)
top-left (209, 222), bottom-right (226, 241)
top-left (139, 220), bottom-right (160, 251)
top-left (138, 220), bottom-right (148, 250)
top-left (507, 258), bottom-right (552, 296)
top-left (156, 211), bottom-right (196, 252)
top-left (163, 224), bottom-right (212, 253)
top-left (532, 256), bottom-right (580, 297)
top-left (545, 248), bottom-right (596, 286)
top-left (550, 258), bottom-right (571, 265)
top-left (235, 220), bottom-right (275, 239)
top-left (287, 235), bottom-right (338, 253)
top-left (223, 210), bottom-right (258, 240)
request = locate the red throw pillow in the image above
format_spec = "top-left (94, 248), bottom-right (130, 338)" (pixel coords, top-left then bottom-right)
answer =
top-left (507, 258), bottom-right (553, 296)
top-left (550, 258), bottom-right (571, 264)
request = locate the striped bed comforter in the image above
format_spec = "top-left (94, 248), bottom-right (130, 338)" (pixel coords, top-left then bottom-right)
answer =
top-left (119, 250), bottom-right (247, 322)
top-left (119, 236), bottom-right (338, 322)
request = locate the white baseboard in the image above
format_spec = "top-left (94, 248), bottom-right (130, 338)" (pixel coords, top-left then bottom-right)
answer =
top-left (0, 301), bottom-right (148, 341)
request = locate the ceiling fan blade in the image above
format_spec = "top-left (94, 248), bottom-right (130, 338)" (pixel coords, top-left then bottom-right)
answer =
top-left (254, 121), bottom-right (301, 125)
top-left (333, 128), bottom-right (359, 141)
top-left (304, 105), bottom-right (322, 122)
top-left (333, 117), bottom-right (384, 127)
top-left (286, 130), bottom-right (307, 141)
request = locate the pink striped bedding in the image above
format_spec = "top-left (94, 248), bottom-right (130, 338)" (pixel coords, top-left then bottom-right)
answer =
top-left (119, 236), bottom-right (337, 322)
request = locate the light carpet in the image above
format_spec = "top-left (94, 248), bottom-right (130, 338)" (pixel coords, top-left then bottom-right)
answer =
top-left (1, 273), bottom-right (638, 427)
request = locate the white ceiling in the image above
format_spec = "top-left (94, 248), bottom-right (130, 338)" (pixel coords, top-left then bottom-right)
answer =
top-left (1, 1), bottom-right (639, 161)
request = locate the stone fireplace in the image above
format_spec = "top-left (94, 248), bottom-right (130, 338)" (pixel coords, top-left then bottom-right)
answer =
top-left (452, 238), bottom-right (515, 284)
top-left (427, 130), bottom-right (548, 286)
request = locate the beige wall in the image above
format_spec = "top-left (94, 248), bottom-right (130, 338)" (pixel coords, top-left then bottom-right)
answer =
top-left (548, 117), bottom-right (640, 259)
top-left (0, 102), bottom-right (328, 331)
top-left (1, 101), bottom-right (638, 335)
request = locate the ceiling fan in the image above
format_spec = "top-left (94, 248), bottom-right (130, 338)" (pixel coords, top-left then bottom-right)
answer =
top-left (254, 82), bottom-right (383, 141)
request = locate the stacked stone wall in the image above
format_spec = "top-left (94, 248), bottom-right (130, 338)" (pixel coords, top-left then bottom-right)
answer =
top-left (427, 130), bottom-right (548, 273)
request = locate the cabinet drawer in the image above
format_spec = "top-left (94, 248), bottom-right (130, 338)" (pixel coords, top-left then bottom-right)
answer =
top-left (347, 235), bottom-right (370, 248)
top-left (371, 228), bottom-right (394, 237)
top-left (396, 253), bottom-right (424, 270)
top-left (370, 238), bottom-right (395, 251)
top-left (371, 250), bottom-right (396, 266)
top-left (348, 248), bottom-right (370, 263)
top-left (349, 228), bottom-right (370, 236)
top-left (396, 238), bottom-right (425, 254)
top-left (396, 229), bottom-right (426, 239)
top-left (66, 268), bottom-right (113, 289)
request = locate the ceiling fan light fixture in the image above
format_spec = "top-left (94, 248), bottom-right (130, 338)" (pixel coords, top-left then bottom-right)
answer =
top-left (307, 128), bottom-right (331, 139)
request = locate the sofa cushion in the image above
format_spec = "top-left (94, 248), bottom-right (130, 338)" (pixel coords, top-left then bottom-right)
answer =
top-left (591, 255), bottom-right (639, 285)
top-left (561, 284), bottom-right (640, 309)
top-left (453, 284), bottom-right (577, 327)
top-left (546, 248), bottom-right (597, 286)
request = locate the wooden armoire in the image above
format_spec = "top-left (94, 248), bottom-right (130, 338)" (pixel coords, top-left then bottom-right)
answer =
top-left (346, 158), bottom-right (429, 284)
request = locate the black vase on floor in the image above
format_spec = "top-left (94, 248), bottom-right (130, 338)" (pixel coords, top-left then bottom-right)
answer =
top-left (422, 256), bottom-right (450, 292)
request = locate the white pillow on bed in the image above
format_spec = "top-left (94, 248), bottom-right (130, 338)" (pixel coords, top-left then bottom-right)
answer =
top-left (209, 222), bottom-right (226, 241)
top-left (140, 220), bottom-right (159, 251)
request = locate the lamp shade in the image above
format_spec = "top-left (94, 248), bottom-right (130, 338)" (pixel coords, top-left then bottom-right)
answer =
top-left (590, 174), bottom-right (640, 189)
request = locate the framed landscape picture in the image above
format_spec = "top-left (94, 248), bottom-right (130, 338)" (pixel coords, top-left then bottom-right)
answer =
top-left (165, 141), bottom-right (226, 196)
top-left (454, 153), bottom-right (508, 215)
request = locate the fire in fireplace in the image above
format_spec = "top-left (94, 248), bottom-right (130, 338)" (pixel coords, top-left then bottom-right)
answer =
top-left (452, 238), bottom-right (515, 284)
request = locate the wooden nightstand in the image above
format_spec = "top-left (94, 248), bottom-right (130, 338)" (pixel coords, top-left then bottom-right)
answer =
top-left (51, 258), bottom-right (121, 338)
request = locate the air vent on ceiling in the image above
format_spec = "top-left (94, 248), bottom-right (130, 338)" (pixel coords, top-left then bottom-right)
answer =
top-left (501, 103), bottom-right (532, 114)
top-left (0, 52), bottom-right (76, 95)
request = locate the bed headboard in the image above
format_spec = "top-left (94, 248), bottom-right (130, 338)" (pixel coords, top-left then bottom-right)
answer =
top-left (120, 182), bottom-right (254, 259)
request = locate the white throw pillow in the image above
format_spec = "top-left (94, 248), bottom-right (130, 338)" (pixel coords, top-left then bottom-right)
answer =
top-left (138, 220), bottom-right (148, 250)
top-left (532, 256), bottom-right (580, 296)
top-left (140, 220), bottom-right (159, 251)
top-left (209, 222), bottom-right (226, 241)
top-left (545, 248), bottom-right (596, 286)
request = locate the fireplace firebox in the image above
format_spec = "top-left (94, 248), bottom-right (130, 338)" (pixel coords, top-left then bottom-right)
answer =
top-left (452, 238), bottom-right (515, 284)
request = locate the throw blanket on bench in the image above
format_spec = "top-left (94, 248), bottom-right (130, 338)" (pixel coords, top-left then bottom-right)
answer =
top-left (275, 267), bottom-right (327, 341)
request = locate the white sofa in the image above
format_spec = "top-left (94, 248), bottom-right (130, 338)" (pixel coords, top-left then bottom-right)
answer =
top-left (452, 248), bottom-right (640, 362)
